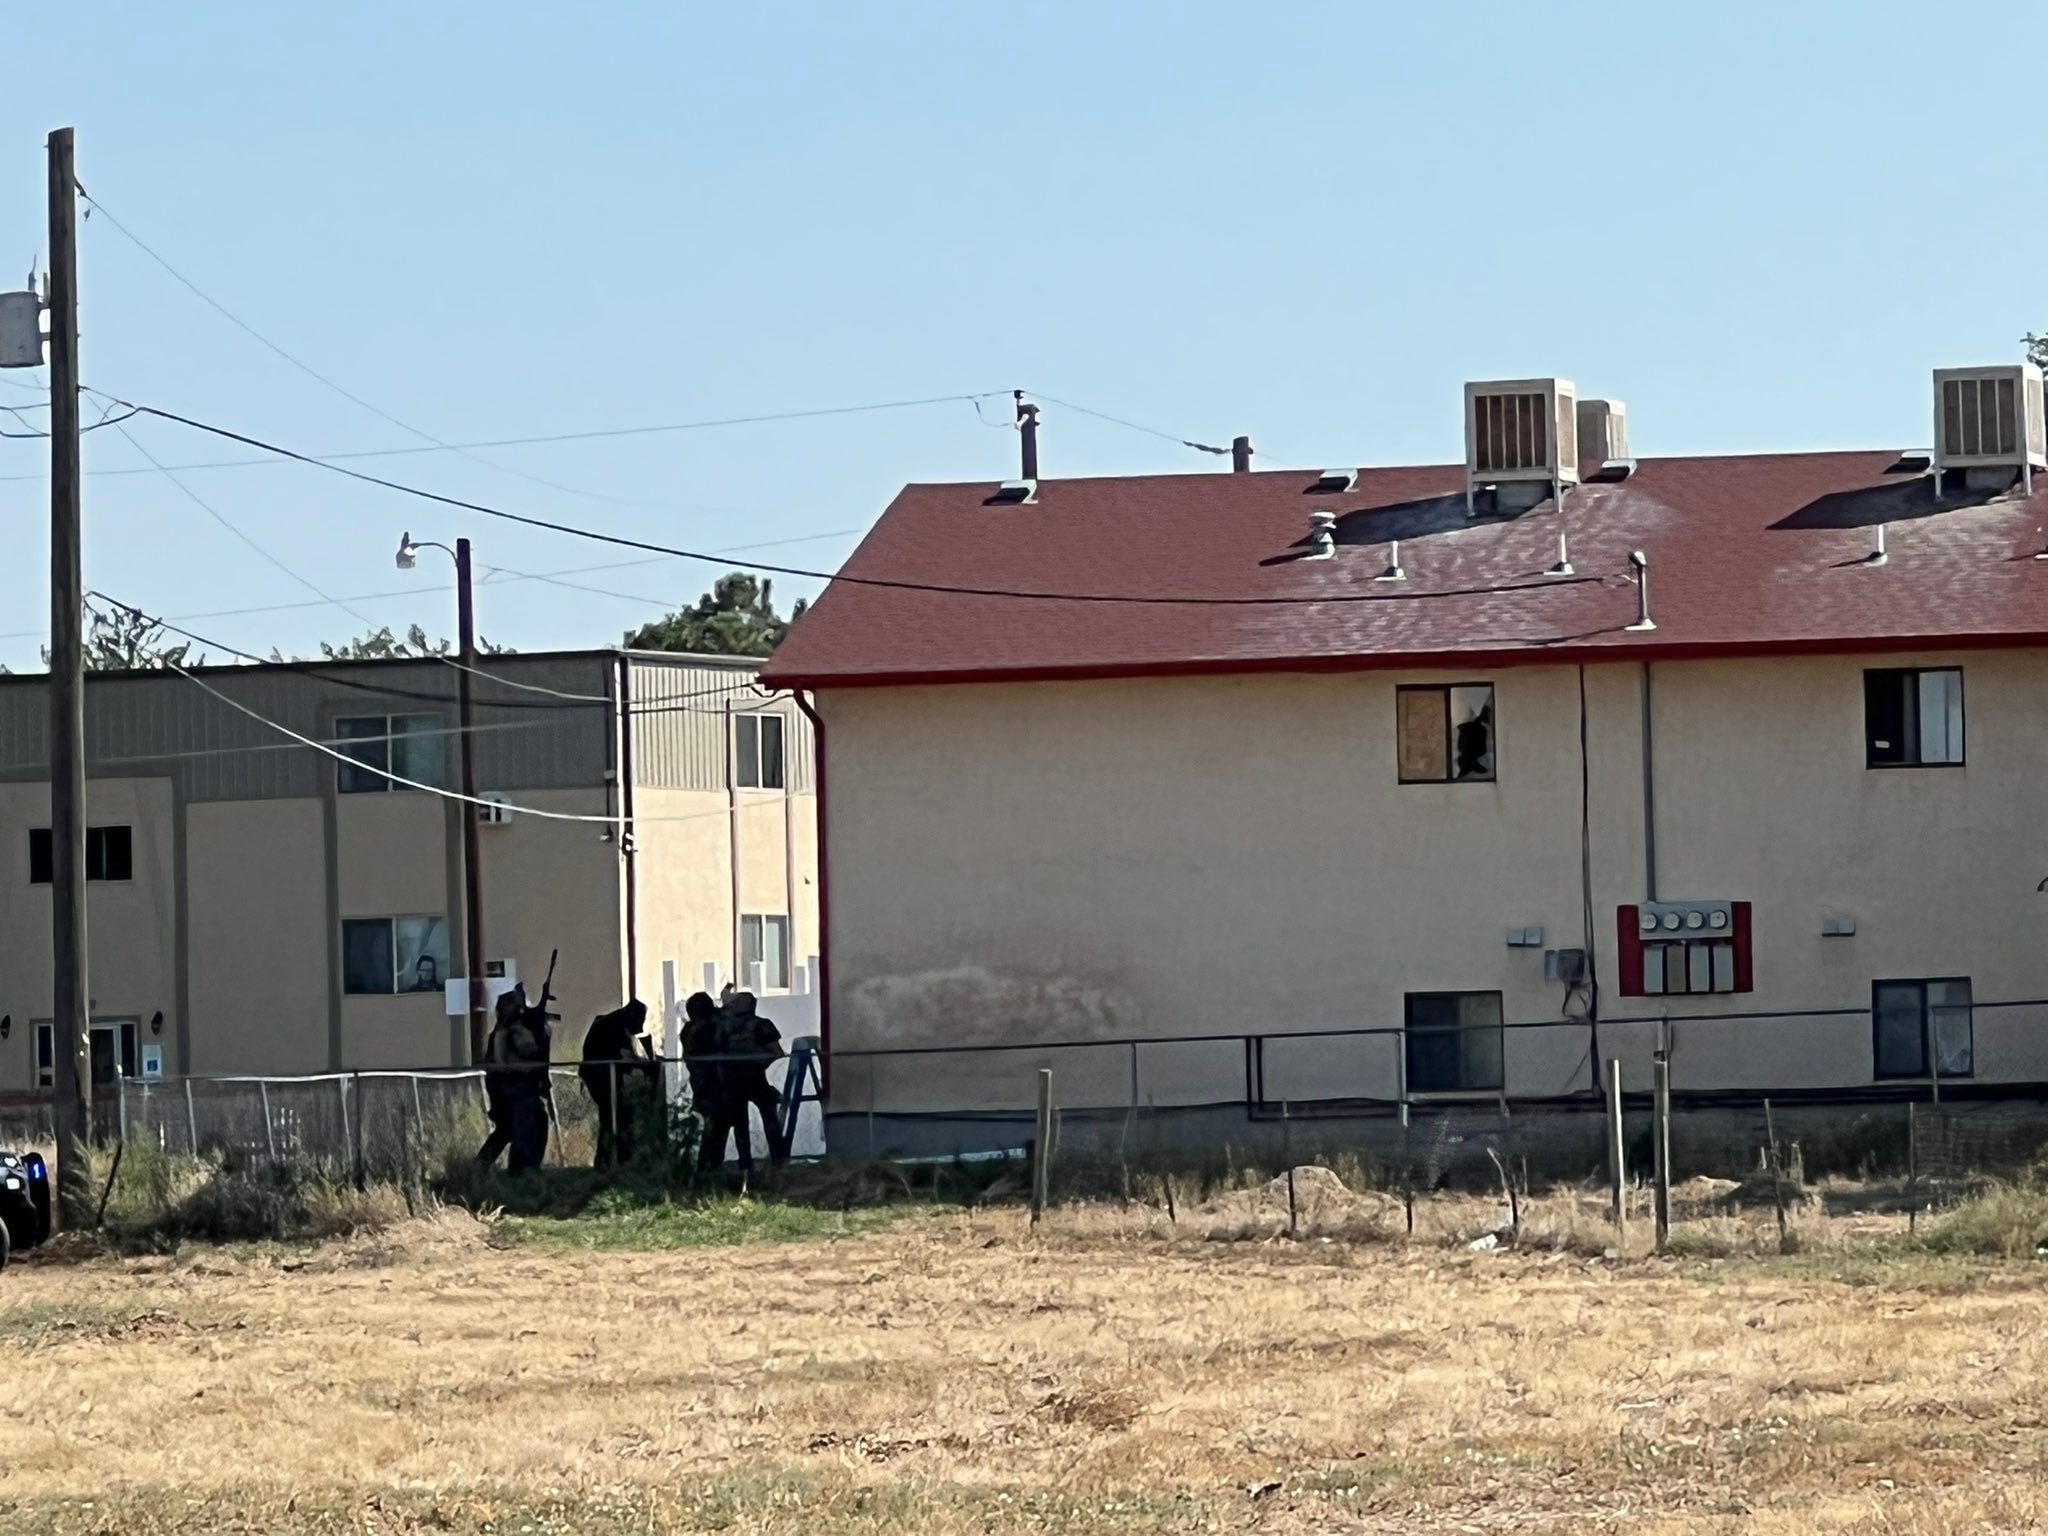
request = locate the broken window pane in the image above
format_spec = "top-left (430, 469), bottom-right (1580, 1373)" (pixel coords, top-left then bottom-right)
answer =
top-left (1448, 685), bottom-right (1495, 781)
top-left (1929, 978), bottom-right (1973, 1078)
top-left (1396, 689), bottom-right (1449, 782)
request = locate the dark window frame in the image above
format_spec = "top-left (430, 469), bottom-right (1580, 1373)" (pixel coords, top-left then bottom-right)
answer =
top-left (740, 912), bottom-right (792, 990)
top-left (1402, 990), bottom-right (1506, 1096)
top-left (29, 825), bottom-right (134, 885)
top-left (736, 712), bottom-right (787, 791)
top-left (1872, 977), bottom-right (1974, 1081)
top-left (1864, 667), bottom-right (1965, 770)
top-left (1395, 682), bottom-right (1497, 785)
top-left (335, 712), bottom-right (447, 795)
top-left (340, 914), bottom-right (450, 997)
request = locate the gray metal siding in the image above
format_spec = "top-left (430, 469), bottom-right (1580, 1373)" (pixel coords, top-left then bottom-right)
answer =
top-left (0, 654), bottom-right (616, 802)
top-left (627, 655), bottom-right (814, 793)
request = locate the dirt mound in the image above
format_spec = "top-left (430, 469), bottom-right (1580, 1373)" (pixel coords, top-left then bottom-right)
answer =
top-left (1716, 1173), bottom-right (1815, 1210)
top-left (1196, 1167), bottom-right (1403, 1241)
top-left (322, 1205), bottom-right (503, 1270)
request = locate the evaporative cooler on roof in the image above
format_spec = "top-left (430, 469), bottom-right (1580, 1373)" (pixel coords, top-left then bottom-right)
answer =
top-left (1464, 378), bottom-right (1579, 482)
top-left (1932, 363), bottom-right (2047, 473)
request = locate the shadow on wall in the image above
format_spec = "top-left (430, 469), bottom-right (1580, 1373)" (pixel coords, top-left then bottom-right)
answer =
top-left (845, 967), bottom-right (1136, 1047)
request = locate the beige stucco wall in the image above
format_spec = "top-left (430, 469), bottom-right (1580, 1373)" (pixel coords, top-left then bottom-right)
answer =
top-left (478, 787), bottom-right (626, 1054)
top-left (0, 777), bottom-right (178, 1092)
top-left (630, 786), bottom-right (820, 1006)
top-left (818, 651), bottom-right (2048, 1117)
top-left (187, 799), bottom-right (329, 1075)
top-left (335, 791), bottom-right (453, 1070)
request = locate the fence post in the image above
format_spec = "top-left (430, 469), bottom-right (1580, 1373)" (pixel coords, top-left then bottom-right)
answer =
top-left (1763, 1097), bottom-right (1789, 1252)
top-left (1906, 1101), bottom-right (1919, 1238)
top-left (336, 1075), bottom-right (353, 1181)
top-left (660, 958), bottom-right (683, 1109)
top-left (866, 1059), bottom-right (877, 1161)
top-left (259, 1080), bottom-right (276, 1162)
top-left (1652, 1052), bottom-right (1672, 1251)
top-left (1031, 1068), bottom-right (1054, 1226)
top-left (608, 1062), bottom-right (621, 1166)
top-left (1606, 1056), bottom-right (1626, 1239)
top-left (184, 1076), bottom-right (199, 1158)
top-left (1282, 1100), bottom-right (1298, 1239)
top-left (115, 1070), bottom-right (127, 1147)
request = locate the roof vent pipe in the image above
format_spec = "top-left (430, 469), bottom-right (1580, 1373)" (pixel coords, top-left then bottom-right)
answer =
top-left (1626, 550), bottom-right (1656, 631)
top-left (1305, 509), bottom-right (1337, 560)
top-left (1231, 435), bottom-right (1253, 473)
top-left (1376, 540), bottom-right (1406, 582)
top-left (1549, 529), bottom-right (1574, 577)
top-left (1867, 523), bottom-right (1888, 566)
top-left (1014, 392), bottom-right (1040, 481)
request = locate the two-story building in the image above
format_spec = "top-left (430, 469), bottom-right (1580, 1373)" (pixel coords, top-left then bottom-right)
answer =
top-left (0, 648), bottom-right (816, 1096)
top-left (765, 367), bottom-right (2048, 1154)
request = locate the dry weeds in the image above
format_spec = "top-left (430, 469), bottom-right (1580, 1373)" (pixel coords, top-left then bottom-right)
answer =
top-left (1, 1183), bottom-right (2046, 1533)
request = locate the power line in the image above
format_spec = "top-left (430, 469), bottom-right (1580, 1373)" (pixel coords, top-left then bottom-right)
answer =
top-left (106, 393), bottom-right (1615, 609)
top-left (0, 391), bottom-right (1011, 484)
top-left (0, 528), bottom-right (866, 645)
top-left (73, 183), bottom-right (1009, 509)
top-left (1027, 391), bottom-right (1232, 456)
top-left (85, 594), bottom-right (780, 716)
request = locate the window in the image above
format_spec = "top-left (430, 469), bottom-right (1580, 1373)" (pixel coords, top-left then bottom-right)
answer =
top-left (342, 915), bottom-right (451, 996)
top-left (1397, 684), bottom-right (1495, 783)
top-left (336, 714), bottom-right (446, 793)
top-left (737, 712), bottom-right (786, 790)
top-left (34, 1020), bottom-right (138, 1089)
top-left (1865, 668), bottom-right (1963, 767)
top-left (740, 913), bottom-right (791, 990)
top-left (1874, 978), bottom-right (1973, 1080)
top-left (1618, 904), bottom-right (1753, 997)
top-left (28, 825), bottom-right (133, 884)
top-left (1404, 991), bottom-right (1504, 1095)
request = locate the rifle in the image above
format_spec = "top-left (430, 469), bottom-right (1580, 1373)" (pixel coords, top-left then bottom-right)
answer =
top-left (536, 947), bottom-right (561, 1124)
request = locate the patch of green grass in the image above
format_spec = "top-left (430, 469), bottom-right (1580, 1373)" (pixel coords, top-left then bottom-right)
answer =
top-left (0, 1471), bottom-right (1211, 1535)
top-left (1917, 1181), bottom-right (2048, 1258)
top-left (501, 1192), bottom-right (928, 1252)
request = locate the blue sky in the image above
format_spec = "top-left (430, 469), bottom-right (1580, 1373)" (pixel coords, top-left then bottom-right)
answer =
top-left (2, 2), bottom-right (2042, 668)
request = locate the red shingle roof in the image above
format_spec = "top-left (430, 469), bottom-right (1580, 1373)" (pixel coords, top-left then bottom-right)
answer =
top-left (762, 452), bottom-right (2048, 687)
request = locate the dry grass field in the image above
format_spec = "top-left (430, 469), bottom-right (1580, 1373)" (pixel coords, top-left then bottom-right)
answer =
top-left (2, 1174), bottom-right (2047, 1535)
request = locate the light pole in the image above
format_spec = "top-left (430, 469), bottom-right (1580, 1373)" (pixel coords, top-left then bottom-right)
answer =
top-left (398, 532), bottom-right (487, 1064)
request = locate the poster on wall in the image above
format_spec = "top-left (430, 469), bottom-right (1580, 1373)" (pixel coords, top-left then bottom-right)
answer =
top-left (397, 916), bottom-right (451, 995)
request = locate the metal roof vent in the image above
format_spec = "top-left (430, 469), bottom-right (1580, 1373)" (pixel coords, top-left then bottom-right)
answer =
top-left (1310, 468), bottom-right (1358, 494)
top-left (987, 478), bottom-right (1038, 505)
top-left (1933, 364), bottom-right (2045, 487)
top-left (1576, 398), bottom-right (1628, 463)
top-left (1305, 508), bottom-right (1338, 560)
top-left (1465, 377), bottom-right (1578, 514)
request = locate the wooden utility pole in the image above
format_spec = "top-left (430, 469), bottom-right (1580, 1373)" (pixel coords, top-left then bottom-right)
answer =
top-left (455, 537), bottom-right (487, 1064)
top-left (46, 126), bottom-right (93, 1230)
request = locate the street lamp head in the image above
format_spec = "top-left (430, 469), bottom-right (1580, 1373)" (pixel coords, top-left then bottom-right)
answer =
top-left (396, 532), bottom-right (419, 570)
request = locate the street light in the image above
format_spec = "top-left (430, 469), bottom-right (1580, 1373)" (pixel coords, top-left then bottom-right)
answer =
top-left (398, 530), bottom-right (488, 1066)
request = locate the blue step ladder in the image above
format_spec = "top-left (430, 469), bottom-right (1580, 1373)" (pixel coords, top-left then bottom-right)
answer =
top-left (778, 1036), bottom-right (824, 1154)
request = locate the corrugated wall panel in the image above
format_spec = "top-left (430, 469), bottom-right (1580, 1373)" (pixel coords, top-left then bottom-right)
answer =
top-left (626, 654), bottom-right (814, 792)
top-left (0, 653), bottom-right (617, 801)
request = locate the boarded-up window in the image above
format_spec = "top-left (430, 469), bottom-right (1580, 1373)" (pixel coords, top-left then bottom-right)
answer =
top-left (1397, 684), bottom-right (1494, 783)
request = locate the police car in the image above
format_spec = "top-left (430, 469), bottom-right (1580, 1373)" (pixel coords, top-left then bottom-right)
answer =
top-left (0, 1151), bottom-right (51, 1269)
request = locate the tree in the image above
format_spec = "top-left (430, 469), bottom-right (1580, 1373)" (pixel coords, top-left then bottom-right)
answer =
top-left (316, 623), bottom-right (512, 660)
top-left (2027, 334), bottom-right (2048, 373)
top-left (59, 605), bottom-right (201, 671)
top-left (622, 573), bottom-right (806, 657)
